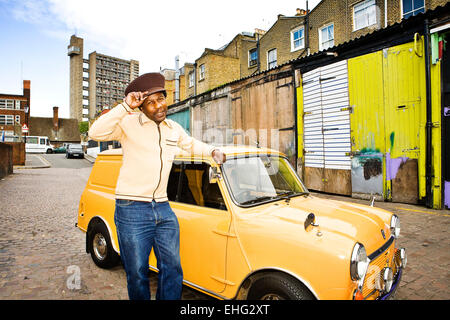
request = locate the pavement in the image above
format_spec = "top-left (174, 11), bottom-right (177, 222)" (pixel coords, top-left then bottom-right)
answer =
top-left (0, 155), bottom-right (448, 300)
top-left (13, 154), bottom-right (51, 169)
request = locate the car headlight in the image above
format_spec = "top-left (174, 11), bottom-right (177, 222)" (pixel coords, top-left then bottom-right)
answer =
top-left (350, 243), bottom-right (369, 281)
top-left (390, 214), bottom-right (400, 239)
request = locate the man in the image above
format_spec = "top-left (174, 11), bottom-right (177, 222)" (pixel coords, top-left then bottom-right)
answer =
top-left (88, 72), bottom-right (226, 300)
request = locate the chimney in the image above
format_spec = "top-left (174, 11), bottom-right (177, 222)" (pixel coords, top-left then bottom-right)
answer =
top-left (254, 28), bottom-right (266, 36)
top-left (53, 106), bottom-right (59, 132)
top-left (296, 8), bottom-right (308, 16)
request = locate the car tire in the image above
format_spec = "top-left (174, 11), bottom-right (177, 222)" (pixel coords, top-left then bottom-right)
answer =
top-left (46, 149), bottom-right (53, 154)
top-left (88, 221), bottom-right (120, 269)
top-left (247, 272), bottom-right (315, 300)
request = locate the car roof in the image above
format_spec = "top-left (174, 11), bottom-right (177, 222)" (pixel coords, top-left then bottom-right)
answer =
top-left (98, 145), bottom-right (284, 158)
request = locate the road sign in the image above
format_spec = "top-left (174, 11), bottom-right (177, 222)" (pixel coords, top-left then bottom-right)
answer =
top-left (22, 124), bottom-right (29, 133)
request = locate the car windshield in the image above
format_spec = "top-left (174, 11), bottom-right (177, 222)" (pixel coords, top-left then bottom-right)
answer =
top-left (222, 155), bottom-right (308, 206)
top-left (69, 144), bottom-right (83, 150)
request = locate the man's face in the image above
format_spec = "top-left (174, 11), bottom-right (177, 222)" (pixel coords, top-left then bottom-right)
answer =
top-left (141, 92), bottom-right (167, 124)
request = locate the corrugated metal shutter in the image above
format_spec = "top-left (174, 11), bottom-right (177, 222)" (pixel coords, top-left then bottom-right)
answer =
top-left (321, 61), bottom-right (351, 170)
top-left (303, 67), bottom-right (324, 168)
top-left (303, 60), bottom-right (351, 170)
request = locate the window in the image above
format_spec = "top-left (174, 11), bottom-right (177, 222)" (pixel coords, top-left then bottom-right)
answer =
top-left (26, 137), bottom-right (38, 144)
top-left (15, 100), bottom-right (21, 109)
top-left (248, 48), bottom-right (258, 67)
top-left (291, 26), bottom-right (305, 51)
top-left (199, 64), bottom-right (205, 81)
top-left (267, 48), bottom-right (277, 69)
top-left (402, 0), bottom-right (425, 19)
top-left (167, 162), bottom-right (226, 210)
top-left (15, 115), bottom-right (20, 124)
top-left (188, 71), bottom-right (194, 87)
top-left (319, 23), bottom-right (334, 51)
top-left (0, 115), bottom-right (14, 125)
top-left (0, 99), bottom-right (14, 110)
top-left (353, 0), bottom-right (377, 31)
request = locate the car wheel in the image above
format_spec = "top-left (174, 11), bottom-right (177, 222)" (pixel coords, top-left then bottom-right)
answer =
top-left (247, 273), bottom-right (315, 300)
top-left (88, 221), bottom-right (120, 269)
top-left (46, 149), bottom-right (53, 154)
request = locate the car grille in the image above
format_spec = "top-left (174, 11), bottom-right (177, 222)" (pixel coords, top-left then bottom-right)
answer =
top-left (362, 241), bottom-right (396, 298)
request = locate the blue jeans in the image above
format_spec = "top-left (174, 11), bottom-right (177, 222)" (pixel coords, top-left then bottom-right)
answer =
top-left (114, 199), bottom-right (183, 300)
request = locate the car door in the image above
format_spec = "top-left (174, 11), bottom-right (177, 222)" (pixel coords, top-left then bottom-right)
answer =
top-left (164, 161), bottom-right (231, 294)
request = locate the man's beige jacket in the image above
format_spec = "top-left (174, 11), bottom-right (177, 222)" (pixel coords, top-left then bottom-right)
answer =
top-left (88, 102), bottom-right (215, 202)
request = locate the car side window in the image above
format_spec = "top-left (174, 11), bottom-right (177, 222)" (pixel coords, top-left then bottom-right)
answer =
top-left (168, 161), bottom-right (226, 210)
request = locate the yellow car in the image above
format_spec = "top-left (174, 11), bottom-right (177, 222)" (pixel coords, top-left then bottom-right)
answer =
top-left (77, 146), bottom-right (406, 300)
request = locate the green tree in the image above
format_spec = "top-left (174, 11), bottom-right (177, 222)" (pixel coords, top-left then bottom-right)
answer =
top-left (79, 121), bottom-right (89, 135)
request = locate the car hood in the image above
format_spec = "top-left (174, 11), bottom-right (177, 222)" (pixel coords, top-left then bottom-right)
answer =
top-left (242, 195), bottom-right (393, 254)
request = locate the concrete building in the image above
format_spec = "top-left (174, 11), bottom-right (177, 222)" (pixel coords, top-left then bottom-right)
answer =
top-left (68, 35), bottom-right (139, 122)
top-left (0, 80), bottom-right (30, 142)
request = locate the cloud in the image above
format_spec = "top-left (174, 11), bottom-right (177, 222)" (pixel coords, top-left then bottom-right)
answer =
top-left (7, 0), bottom-right (318, 71)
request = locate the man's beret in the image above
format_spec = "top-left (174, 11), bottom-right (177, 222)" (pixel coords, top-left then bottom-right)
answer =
top-left (124, 72), bottom-right (167, 97)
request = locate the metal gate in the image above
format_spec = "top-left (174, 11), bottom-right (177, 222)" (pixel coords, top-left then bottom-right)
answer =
top-left (302, 60), bottom-right (352, 195)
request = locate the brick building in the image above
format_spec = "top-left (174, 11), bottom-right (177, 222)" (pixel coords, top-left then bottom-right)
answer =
top-left (192, 32), bottom-right (258, 95)
top-left (242, 10), bottom-right (308, 77)
top-left (307, 0), bottom-right (449, 54)
top-left (29, 106), bottom-right (80, 147)
top-left (167, 1), bottom-right (448, 104)
top-left (0, 80), bottom-right (30, 142)
top-left (161, 68), bottom-right (187, 106)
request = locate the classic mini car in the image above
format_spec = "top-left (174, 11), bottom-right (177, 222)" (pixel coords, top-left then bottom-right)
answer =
top-left (53, 146), bottom-right (67, 153)
top-left (77, 146), bottom-right (406, 300)
top-left (66, 144), bottom-right (84, 159)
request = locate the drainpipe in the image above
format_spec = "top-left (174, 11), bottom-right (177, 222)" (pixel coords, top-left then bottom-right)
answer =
top-left (424, 19), bottom-right (433, 208)
top-left (305, 0), bottom-right (309, 53)
top-left (292, 65), bottom-right (298, 172)
top-left (384, 0), bottom-right (388, 28)
top-left (256, 33), bottom-right (261, 73)
top-left (175, 55), bottom-right (180, 103)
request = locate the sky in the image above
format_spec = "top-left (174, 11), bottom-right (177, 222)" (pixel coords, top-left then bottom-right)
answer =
top-left (0, 0), bottom-right (321, 118)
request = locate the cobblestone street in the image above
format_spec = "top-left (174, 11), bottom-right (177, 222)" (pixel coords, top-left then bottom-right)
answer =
top-left (0, 165), bottom-right (448, 300)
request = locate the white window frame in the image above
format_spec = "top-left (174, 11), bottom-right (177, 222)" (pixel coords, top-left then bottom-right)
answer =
top-left (15, 100), bottom-right (21, 109)
top-left (319, 23), bottom-right (334, 51)
top-left (353, 0), bottom-right (377, 31)
top-left (267, 48), bottom-right (277, 69)
top-left (199, 64), bottom-right (205, 81)
top-left (401, 0), bottom-right (425, 19)
top-left (248, 48), bottom-right (258, 67)
top-left (0, 115), bottom-right (14, 125)
top-left (0, 99), bottom-right (15, 110)
top-left (291, 26), bottom-right (305, 52)
top-left (188, 71), bottom-right (194, 87)
top-left (15, 115), bottom-right (20, 124)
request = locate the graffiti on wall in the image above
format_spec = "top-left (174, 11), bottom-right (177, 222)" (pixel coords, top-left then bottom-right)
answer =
top-left (351, 148), bottom-right (383, 196)
top-left (445, 181), bottom-right (450, 209)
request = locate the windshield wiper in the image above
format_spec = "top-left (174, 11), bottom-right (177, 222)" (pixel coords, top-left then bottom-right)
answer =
top-left (239, 192), bottom-right (309, 206)
top-left (278, 191), bottom-right (309, 198)
top-left (239, 196), bottom-right (277, 205)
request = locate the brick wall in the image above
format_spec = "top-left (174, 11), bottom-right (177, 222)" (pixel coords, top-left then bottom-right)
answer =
top-left (184, 64), bottom-right (195, 99)
top-left (4, 142), bottom-right (25, 165)
top-left (196, 53), bottom-right (240, 94)
top-left (0, 142), bottom-right (13, 178)
top-left (308, 0), bottom-right (449, 54)
top-left (258, 15), bottom-right (307, 72)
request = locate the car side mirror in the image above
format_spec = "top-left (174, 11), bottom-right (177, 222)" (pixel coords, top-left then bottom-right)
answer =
top-left (209, 167), bottom-right (222, 184)
top-left (304, 213), bottom-right (319, 230)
